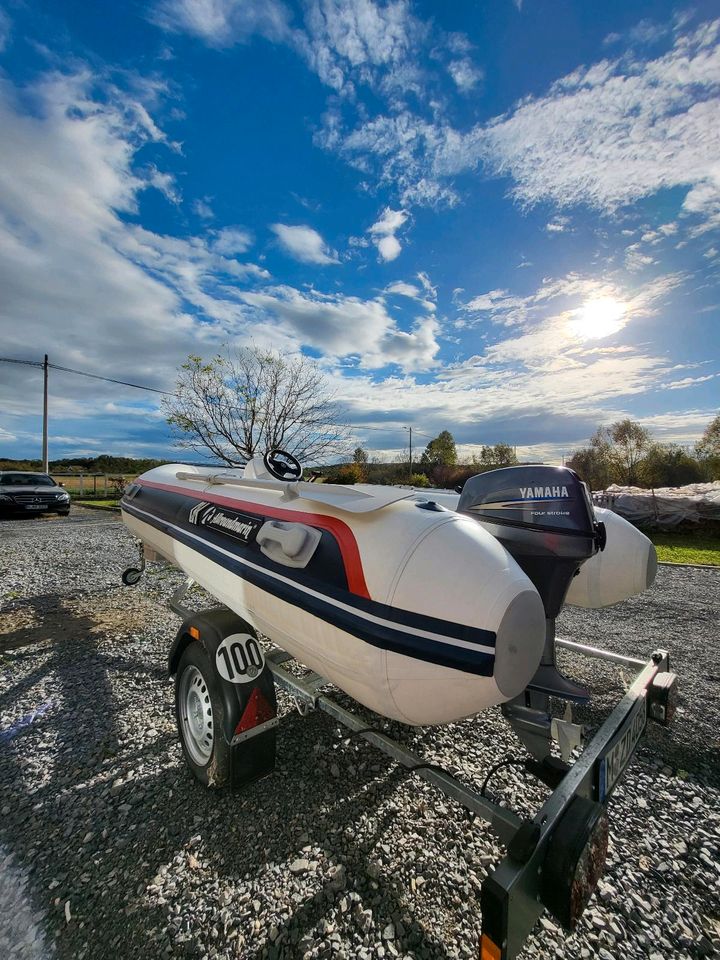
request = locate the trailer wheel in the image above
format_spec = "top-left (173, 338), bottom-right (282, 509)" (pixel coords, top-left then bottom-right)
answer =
top-left (175, 642), bottom-right (231, 788)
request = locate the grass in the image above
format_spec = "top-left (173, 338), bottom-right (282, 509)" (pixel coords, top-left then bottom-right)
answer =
top-left (649, 531), bottom-right (720, 566)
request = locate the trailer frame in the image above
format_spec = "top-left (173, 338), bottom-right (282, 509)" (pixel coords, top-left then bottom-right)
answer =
top-left (162, 575), bottom-right (677, 960)
top-left (260, 642), bottom-right (674, 960)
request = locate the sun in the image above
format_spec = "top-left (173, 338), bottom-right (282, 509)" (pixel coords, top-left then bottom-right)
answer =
top-left (569, 296), bottom-right (627, 340)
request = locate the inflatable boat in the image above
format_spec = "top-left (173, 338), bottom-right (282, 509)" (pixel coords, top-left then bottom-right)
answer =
top-left (121, 451), bottom-right (548, 725)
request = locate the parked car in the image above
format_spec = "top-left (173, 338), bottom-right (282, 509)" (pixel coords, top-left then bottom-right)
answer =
top-left (0, 472), bottom-right (71, 516)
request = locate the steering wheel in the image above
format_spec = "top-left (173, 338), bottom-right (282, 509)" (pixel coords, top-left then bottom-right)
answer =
top-left (264, 449), bottom-right (303, 481)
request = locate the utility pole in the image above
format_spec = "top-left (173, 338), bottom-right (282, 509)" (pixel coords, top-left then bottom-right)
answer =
top-left (406, 426), bottom-right (413, 481)
top-left (42, 354), bottom-right (49, 473)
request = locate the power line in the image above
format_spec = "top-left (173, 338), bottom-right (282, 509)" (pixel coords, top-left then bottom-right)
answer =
top-left (49, 363), bottom-right (170, 395)
top-left (0, 357), bottom-right (43, 367)
top-left (346, 423), bottom-right (433, 438)
top-left (0, 355), bottom-right (170, 395)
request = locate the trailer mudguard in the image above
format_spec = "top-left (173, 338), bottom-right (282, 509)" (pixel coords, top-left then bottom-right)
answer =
top-left (170, 608), bottom-right (277, 789)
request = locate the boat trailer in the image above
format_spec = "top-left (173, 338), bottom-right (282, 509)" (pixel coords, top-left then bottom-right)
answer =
top-left (159, 575), bottom-right (677, 960)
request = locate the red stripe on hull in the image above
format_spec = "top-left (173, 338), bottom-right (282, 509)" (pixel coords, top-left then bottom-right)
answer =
top-left (137, 478), bottom-right (371, 599)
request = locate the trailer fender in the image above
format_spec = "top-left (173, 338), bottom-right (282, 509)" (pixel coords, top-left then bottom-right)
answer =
top-left (169, 608), bottom-right (277, 749)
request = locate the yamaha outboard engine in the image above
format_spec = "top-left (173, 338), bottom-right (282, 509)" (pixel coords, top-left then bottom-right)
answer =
top-left (458, 465), bottom-right (606, 701)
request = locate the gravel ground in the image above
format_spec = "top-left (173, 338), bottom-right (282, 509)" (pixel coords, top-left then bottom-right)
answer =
top-left (0, 509), bottom-right (718, 960)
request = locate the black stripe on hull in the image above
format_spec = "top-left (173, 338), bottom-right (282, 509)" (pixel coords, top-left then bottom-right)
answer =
top-left (122, 500), bottom-right (497, 677)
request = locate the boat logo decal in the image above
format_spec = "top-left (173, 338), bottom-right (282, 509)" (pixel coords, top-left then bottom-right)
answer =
top-left (471, 486), bottom-right (573, 512)
top-left (188, 500), bottom-right (263, 544)
top-left (518, 485), bottom-right (570, 499)
top-left (215, 634), bottom-right (265, 683)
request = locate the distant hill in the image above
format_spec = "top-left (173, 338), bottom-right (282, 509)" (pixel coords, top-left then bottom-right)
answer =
top-left (0, 455), bottom-right (171, 473)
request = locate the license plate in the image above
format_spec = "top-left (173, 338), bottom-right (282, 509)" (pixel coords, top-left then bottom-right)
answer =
top-left (595, 694), bottom-right (647, 802)
top-left (25, 504), bottom-right (45, 510)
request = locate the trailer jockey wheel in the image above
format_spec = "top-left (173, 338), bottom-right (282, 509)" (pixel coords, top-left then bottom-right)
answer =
top-left (175, 643), bottom-right (231, 788)
top-left (264, 449), bottom-right (302, 481)
top-left (121, 567), bottom-right (143, 586)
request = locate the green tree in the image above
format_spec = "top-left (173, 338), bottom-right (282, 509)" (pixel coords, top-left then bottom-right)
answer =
top-left (570, 419), bottom-right (653, 488)
top-left (420, 430), bottom-right (457, 466)
top-left (410, 472), bottom-right (431, 487)
top-left (478, 443), bottom-right (518, 467)
top-left (697, 413), bottom-right (720, 458)
top-left (566, 445), bottom-right (613, 490)
top-left (333, 463), bottom-right (365, 485)
top-left (637, 445), bottom-right (703, 487)
top-left (350, 446), bottom-right (369, 481)
top-left (696, 413), bottom-right (720, 481)
top-left (608, 419), bottom-right (652, 485)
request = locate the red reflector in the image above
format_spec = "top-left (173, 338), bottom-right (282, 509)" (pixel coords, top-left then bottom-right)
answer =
top-left (234, 687), bottom-right (275, 736)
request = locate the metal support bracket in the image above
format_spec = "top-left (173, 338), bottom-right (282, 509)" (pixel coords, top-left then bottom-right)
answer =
top-left (169, 578), bottom-right (197, 619)
top-left (231, 716), bottom-right (280, 746)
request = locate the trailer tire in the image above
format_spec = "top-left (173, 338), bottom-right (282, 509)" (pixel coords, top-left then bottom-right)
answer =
top-left (175, 642), bottom-right (231, 788)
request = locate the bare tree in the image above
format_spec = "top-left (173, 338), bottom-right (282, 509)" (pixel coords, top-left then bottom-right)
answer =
top-left (163, 346), bottom-right (349, 465)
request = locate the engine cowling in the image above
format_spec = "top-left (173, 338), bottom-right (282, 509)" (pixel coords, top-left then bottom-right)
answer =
top-left (457, 465), bottom-right (605, 618)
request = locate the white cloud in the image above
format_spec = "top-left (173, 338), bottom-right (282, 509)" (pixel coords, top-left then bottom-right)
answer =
top-left (416, 271), bottom-right (436, 299)
top-left (299, 0), bottom-right (427, 95)
top-left (368, 206), bottom-right (407, 261)
top-left (212, 226), bottom-right (253, 254)
top-left (239, 285), bottom-right (439, 371)
top-left (475, 21), bottom-right (720, 223)
top-left (270, 223), bottom-right (339, 264)
top-left (193, 197), bottom-right (214, 219)
top-left (318, 17), bottom-right (720, 227)
top-left (376, 235), bottom-right (401, 261)
top-left (385, 278), bottom-right (436, 311)
top-left (447, 58), bottom-right (483, 92)
top-left (321, 110), bottom-right (461, 206)
top-left (546, 216), bottom-right (569, 233)
top-left (0, 7), bottom-right (11, 51)
top-left (386, 281), bottom-right (420, 298)
top-left (666, 374), bottom-right (717, 390)
top-left (151, 0), bottom-right (292, 47)
top-left (153, 0), bottom-right (474, 107)
top-left (0, 66), bottom-right (316, 436)
top-left (625, 245), bottom-right (656, 272)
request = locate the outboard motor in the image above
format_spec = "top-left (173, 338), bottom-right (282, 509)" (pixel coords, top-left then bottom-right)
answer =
top-left (458, 465), bottom-right (606, 701)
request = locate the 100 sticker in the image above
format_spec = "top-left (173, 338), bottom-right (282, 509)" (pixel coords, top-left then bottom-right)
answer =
top-left (215, 634), bottom-right (265, 683)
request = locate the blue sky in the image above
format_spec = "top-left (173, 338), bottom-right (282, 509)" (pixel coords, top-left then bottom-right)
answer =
top-left (0, 0), bottom-right (718, 463)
